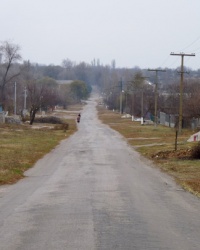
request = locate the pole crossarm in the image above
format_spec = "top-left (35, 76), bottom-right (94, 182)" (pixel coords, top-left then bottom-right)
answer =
top-left (148, 69), bottom-right (166, 72)
top-left (170, 52), bottom-right (195, 57)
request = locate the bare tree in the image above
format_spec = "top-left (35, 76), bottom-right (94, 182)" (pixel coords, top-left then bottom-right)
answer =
top-left (57, 84), bottom-right (71, 109)
top-left (0, 41), bottom-right (22, 108)
top-left (160, 82), bottom-right (179, 115)
top-left (27, 80), bottom-right (45, 125)
top-left (125, 71), bottom-right (154, 117)
top-left (27, 79), bottom-right (59, 125)
top-left (62, 58), bottom-right (75, 70)
top-left (184, 80), bottom-right (200, 118)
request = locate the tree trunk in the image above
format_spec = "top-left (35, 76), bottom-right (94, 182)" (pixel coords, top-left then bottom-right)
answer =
top-left (30, 106), bottom-right (38, 125)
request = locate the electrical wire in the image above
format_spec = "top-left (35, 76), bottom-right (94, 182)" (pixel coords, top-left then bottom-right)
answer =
top-left (181, 35), bottom-right (200, 51)
top-left (160, 55), bottom-right (171, 68)
top-left (159, 35), bottom-right (200, 69)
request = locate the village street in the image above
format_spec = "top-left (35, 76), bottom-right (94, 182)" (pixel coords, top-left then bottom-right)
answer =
top-left (0, 95), bottom-right (200, 250)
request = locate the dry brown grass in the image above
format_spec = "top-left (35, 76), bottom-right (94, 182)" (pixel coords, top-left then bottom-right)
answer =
top-left (67, 103), bottom-right (85, 111)
top-left (0, 118), bottom-right (77, 185)
top-left (98, 106), bottom-right (200, 197)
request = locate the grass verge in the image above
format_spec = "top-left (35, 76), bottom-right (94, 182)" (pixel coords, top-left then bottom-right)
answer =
top-left (98, 106), bottom-right (200, 197)
top-left (0, 118), bottom-right (77, 185)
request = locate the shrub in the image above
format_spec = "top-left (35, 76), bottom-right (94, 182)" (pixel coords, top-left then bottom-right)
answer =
top-left (34, 116), bottom-right (64, 124)
top-left (34, 116), bottom-right (69, 131)
top-left (191, 142), bottom-right (200, 159)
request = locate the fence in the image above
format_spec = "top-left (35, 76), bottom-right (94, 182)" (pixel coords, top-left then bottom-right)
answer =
top-left (0, 112), bottom-right (5, 123)
top-left (159, 112), bottom-right (200, 130)
top-left (159, 112), bottom-right (176, 128)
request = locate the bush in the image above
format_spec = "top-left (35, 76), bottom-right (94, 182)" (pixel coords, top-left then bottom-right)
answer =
top-left (5, 116), bottom-right (22, 124)
top-left (34, 116), bottom-right (65, 124)
top-left (34, 116), bottom-right (69, 131)
top-left (191, 142), bottom-right (200, 159)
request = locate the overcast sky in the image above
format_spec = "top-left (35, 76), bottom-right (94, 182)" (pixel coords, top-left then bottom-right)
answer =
top-left (1, 0), bottom-right (200, 70)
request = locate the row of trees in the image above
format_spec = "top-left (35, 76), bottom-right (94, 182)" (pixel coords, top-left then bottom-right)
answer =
top-left (0, 40), bottom-right (200, 126)
top-left (103, 71), bottom-right (200, 127)
top-left (104, 72), bottom-right (154, 118)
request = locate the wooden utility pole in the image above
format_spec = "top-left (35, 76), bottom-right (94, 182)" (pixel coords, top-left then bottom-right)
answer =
top-left (14, 82), bottom-right (17, 116)
top-left (139, 76), bottom-right (149, 123)
top-left (148, 69), bottom-right (166, 127)
top-left (119, 78), bottom-right (124, 114)
top-left (170, 52), bottom-right (195, 133)
top-left (127, 76), bottom-right (148, 122)
top-left (24, 87), bottom-right (27, 110)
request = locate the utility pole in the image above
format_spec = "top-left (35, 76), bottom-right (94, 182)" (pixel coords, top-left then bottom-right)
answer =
top-left (170, 52), bottom-right (195, 133)
top-left (127, 76), bottom-right (149, 123)
top-left (140, 76), bottom-right (149, 123)
top-left (24, 87), bottom-right (27, 110)
top-left (119, 78), bottom-right (123, 114)
top-left (148, 69), bottom-right (166, 127)
top-left (14, 82), bottom-right (17, 116)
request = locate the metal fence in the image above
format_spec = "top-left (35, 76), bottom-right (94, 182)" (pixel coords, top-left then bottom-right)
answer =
top-left (159, 112), bottom-right (176, 128)
top-left (159, 111), bottom-right (200, 130)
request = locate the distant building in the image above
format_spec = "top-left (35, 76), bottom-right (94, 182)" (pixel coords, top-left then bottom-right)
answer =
top-left (56, 80), bottom-right (74, 85)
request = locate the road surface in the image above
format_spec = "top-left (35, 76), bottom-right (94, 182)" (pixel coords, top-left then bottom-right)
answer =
top-left (0, 95), bottom-right (200, 250)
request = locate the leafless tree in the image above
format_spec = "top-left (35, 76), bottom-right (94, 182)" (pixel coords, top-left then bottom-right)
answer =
top-left (27, 80), bottom-right (46, 125)
top-left (57, 84), bottom-right (71, 109)
top-left (125, 72), bottom-right (154, 117)
top-left (62, 58), bottom-right (75, 70)
top-left (160, 82), bottom-right (179, 115)
top-left (0, 41), bottom-right (22, 108)
top-left (184, 79), bottom-right (200, 118)
top-left (27, 78), bottom-right (59, 125)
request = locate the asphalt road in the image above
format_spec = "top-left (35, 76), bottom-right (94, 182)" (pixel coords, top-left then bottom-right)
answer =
top-left (1, 96), bottom-right (200, 250)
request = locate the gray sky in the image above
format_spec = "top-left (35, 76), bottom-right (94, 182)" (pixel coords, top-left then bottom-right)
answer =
top-left (1, 0), bottom-right (200, 70)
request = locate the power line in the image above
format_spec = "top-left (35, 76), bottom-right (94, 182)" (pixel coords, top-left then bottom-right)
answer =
top-left (181, 35), bottom-right (200, 51)
top-left (159, 36), bottom-right (200, 69)
top-left (160, 55), bottom-right (171, 68)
